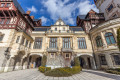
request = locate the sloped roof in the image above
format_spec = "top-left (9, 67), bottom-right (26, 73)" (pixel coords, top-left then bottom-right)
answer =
top-left (34, 27), bottom-right (50, 31)
top-left (34, 26), bottom-right (83, 31)
top-left (78, 15), bottom-right (86, 19)
top-left (13, 0), bottom-right (25, 14)
top-left (70, 27), bottom-right (83, 31)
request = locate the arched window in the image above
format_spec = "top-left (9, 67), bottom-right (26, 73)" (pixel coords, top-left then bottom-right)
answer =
top-left (95, 36), bottom-right (103, 47)
top-left (105, 32), bottom-right (116, 45)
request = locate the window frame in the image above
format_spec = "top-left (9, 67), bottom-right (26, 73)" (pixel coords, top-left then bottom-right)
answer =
top-left (63, 38), bottom-right (71, 48)
top-left (25, 40), bottom-right (28, 47)
top-left (33, 37), bottom-right (43, 49)
top-left (105, 32), bottom-right (116, 45)
top-left (21, 36), bottom-right (25, 45)
top-left (49, 37), bottom-right (57, 48)
top-left (78, 37), bottom-right (87, 49)
top-left (65, 53), bottom-right (70, 59)
top-left (95, 36), bottom-right (103, 47)
top-left (99, 54), bottom-right (107, 65)
top-left (16, 36), bottom-right (20, 43)
top-left (50, 53), bottom-right (55, 58)
top-left (112, 54), bottom-right (120, 65)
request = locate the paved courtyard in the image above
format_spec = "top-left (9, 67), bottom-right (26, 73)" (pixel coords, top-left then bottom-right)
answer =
top-left (0, 69), bottom-right (120, 80)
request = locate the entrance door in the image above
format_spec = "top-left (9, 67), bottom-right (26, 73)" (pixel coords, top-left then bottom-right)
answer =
top-left (87, 58), bottom-right (91, 69)
top-left (35, 57), bottom-right (42, 67)
top-left (79, 57), bottom-right (84, 68)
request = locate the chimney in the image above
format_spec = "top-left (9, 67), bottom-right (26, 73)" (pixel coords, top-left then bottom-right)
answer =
top-left (26, 11), bottom-right (31, 15)
top-left (31, 16), bottom-right (34, 19)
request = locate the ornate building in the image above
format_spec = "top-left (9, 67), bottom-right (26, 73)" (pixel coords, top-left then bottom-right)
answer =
top-left (0, 0), bottom-right (41, 72)
top-left (94, 0), bottom-right (120, 20)
top-left (0, 0), bottom-right (120, 73)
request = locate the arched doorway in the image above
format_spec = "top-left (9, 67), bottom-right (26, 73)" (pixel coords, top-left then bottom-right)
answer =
top-left (29, 54), bottom-right (42, 68)
top-left (79, 55), bottom-right (95, 69)
top-left (79, 57), bottom-right (85, 68)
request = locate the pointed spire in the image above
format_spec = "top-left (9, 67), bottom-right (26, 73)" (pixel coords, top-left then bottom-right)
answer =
top-left (58, 16), bottom-right (62, 20)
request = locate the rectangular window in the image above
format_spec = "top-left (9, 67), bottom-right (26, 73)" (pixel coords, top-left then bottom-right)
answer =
top-left (49, 38), bottom-right (57, 48)
top-left (0, 18), bottom-right (5, 24)
top-left (50, 53), bottom-right (55, 58)
top-left (25, 40), bottom-right (28, 47)
top-left (113, 55), bottom-right (120, 65)
top-left (99, 55), bottom-right (107, 65)
top-left (21, 36), bottom-right (25, 45)
top-left (65, 53), bottom-right (70, 59)
top-left (34, 37), bottom-right (43, 49)
top-left (112, 14), bottom-right (117, 18)
top-left (16, 36), bottom-right (20, 43)
top-left (107, 4), bottom-right (113, 12)
top-left (63, 38), bottom-right (71, 48)
top-left (55, 28), bottom-right (57, 31)
top-left (1, 3), bottom-right (5, 7)
top-left (29, 42), bottom-right (31, 48)
top-left (78, 38), bottom-right (87, 49)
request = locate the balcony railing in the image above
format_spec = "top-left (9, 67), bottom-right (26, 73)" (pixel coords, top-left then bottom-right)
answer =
top-left (0, 24), bottom-right (16, 29)
top-left (47, 47), bottom-right (58, 52)
top-left (61, 48), bottom-right (73, 52)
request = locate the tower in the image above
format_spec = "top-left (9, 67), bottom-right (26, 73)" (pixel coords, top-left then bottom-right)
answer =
top-left (94, 0), bottom-right (120, 20)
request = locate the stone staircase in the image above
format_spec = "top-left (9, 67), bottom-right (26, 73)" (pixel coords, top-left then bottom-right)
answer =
top-left (46, 54), bottom-right (65, 69)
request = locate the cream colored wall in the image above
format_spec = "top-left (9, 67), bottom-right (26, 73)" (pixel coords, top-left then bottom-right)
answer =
top-left (90, 18), bottom-right (120, 53)
top-left (95, 0), bottom-right (120, 20)
top-left (31, 31), bottom-right (93, 55)
top-left (90, 18), bottom-right (120, 69)
top-left (0, 29), bottom-right (15, 47)
top-left (0, 29), bottom-right (33, 58)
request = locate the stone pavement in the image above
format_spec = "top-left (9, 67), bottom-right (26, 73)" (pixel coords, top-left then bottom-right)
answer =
top-left (0, 69), bottom-right (120, 80)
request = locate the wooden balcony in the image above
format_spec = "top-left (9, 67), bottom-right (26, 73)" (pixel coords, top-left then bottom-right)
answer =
top-left (0, 24), bottom-right (16, 29)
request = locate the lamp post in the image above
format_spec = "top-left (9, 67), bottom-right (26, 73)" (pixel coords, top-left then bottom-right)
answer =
top-left (2, 47), bottom-right (11, 68)
top-left (4, 47), bottom-right (11, 59)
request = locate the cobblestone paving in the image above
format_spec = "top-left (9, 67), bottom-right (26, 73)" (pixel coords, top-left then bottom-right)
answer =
top-left (0, 69), bottom-right (120, 80)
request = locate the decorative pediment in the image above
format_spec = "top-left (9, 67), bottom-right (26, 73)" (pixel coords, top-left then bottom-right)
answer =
top-left (54, 18), bottom-right (66, 26)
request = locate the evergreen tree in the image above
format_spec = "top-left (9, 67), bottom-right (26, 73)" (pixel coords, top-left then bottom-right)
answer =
top-left (41, 55), bottom-right (47, 67)
top-left (117, 28), bottom-right (120, 51)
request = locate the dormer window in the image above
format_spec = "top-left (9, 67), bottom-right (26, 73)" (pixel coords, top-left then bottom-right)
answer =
top-left (55, 28), bottom-right (57, 31)
top-left (107, 4), bottom-right (114, 12)
top-left (1, 3), bottom-right (5, 7)
top-left (63, 27), bottom-right (65, 31)
top-left (59, 22), bottom-right (61, 25)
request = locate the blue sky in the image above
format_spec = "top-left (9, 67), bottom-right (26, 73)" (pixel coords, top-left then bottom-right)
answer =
top-left (17, 0), bottom-right (99, 26)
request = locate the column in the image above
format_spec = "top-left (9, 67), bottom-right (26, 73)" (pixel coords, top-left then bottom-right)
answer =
top-left (112, 28), bottom-right (117, 41)
top-left (100, 32), bottom-right (107, 48)
top-left (105, 53), bottom-right (114, 68)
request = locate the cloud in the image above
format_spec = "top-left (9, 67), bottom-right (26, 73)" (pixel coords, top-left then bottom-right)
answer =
top-left (27, 6), bottom-right (37, 13)
top-left (41, 0), bottom-right (99, 25)
top-left (40, 16), bottom-right (48, 25)
top-left (78, 0), bottom-right (99, 15)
